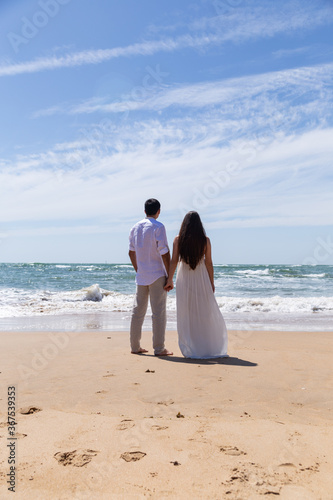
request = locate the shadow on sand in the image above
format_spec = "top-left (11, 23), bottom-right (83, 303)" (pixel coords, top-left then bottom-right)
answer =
top-left (148, 355), bottom-right (257, 367)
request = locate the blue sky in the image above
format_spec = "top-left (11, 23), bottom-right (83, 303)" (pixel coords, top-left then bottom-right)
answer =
top-left (0, 0), bottom-right (332, 264)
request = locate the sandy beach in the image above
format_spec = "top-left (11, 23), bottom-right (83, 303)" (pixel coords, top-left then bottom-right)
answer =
top-left (1, 329), bottom-right (333, 499)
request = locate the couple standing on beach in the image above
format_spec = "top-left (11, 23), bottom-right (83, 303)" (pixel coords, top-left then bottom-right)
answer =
top-left (129, 198), bottom-right (228, 359)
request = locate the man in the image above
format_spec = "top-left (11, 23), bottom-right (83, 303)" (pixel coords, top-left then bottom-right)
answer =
top-left (129, 198), bottom-right (173, 356)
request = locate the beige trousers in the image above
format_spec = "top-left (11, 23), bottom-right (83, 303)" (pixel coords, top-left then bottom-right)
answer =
top-left (130, 276), bottom-right (167, 354)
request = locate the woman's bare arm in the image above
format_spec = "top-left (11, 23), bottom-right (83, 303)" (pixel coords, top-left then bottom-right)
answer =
top-left (204, 237), bottom-right (215, 292)
top-left (164, 236), bottom-right (179, 291)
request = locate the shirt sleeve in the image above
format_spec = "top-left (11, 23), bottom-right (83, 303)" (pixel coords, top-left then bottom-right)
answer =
top-left (155, 224), bottom-right (169, 256)
top-left (129, 227), bottom-right (135, 251)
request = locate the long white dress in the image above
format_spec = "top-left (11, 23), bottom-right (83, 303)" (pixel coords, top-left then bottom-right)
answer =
top-left (176, 258), bottom-right (228, 359)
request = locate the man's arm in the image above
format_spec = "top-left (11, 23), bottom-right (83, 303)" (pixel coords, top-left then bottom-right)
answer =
top-left (156, 224), bottom-right (171, 280)
top-left (162, 251), bottom-right (171, 278)
top-left (129, 250), bottom-right (138, 272)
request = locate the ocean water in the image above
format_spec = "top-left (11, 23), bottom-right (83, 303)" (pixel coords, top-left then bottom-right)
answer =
top-left (0, 263), bottom-right (332, 331)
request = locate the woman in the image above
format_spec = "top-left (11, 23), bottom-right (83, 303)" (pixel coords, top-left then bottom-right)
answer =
top-left (166, 211), bottom-right (228, 359)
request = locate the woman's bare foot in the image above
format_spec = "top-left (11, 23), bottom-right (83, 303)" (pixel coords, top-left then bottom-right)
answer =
top-left (131, 348), bottom-right (149, 354)
top-left (155, 349), bottom-right (173, 356)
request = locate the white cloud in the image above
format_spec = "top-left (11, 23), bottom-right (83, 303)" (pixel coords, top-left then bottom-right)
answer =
top-left (33, 62), bottom-right (333, 132)
top-left (1, 123), bottom-right (332, 231)
top-left (272, 46), bottom-right (312, 59)
top-left (192, 1), bottom-right (333, 36)
top-left (1, 1), bottom-right (332, 78)
top-left (0, 34), bottom-right (218, 77)
top-left (7, 225), bottom-right (113, 237)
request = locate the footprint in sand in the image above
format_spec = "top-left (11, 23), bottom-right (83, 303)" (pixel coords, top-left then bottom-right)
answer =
top-left (157, 400), bottom-right (174, 406)
top-left (117, 420), bottom-right (135, 431)
top-left (151, 425), bottom-right (169, 431)
top-left (220, 446), bottom-right (247, 456)
top-left (14, 433), bottom-right (27, 439)
top-left (54, 449), bottom-right (99, 467)
top-left (19, 406), bottom-right (42, 415)
top-left (262, 488), bottom-right (281, 495)
top-left (121, 451), bottom-right (146, 462)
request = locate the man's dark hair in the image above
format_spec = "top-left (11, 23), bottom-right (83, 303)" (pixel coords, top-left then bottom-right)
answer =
top-left (145, 198), bottom-right (161, 216)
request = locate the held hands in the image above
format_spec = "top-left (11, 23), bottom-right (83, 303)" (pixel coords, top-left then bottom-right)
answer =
top-left (164, 279), bottom-right (174, 292)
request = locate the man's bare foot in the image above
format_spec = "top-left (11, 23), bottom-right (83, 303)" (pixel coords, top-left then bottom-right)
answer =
top-left (131, 348), bottom-right (149, 354)
top-left (155, 349), bottom-right (173, 356)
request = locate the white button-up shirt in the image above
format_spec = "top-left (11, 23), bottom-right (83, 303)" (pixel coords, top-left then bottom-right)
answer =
top-left (129, 217), bottom-right (169, 285)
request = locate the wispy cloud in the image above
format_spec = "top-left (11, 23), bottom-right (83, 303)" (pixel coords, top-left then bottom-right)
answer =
top-left (1, 0), bottom-right (333, 235)
top-left (1, 1), bottom-right (332, 78)
top-left (7, 225), bottom-right (113, 237)
top-left (1, 115), bottom-right (332, 231)
top-left (272, 46), bottom-right (312, 59)
top-left (0, 38), bottom-right (187, 77)
top-left (33, 62), bottom-right (333, 144)
top-left (191, 1), bottom-right (333, 36)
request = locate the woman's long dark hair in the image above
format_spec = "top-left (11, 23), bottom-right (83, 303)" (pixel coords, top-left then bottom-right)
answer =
top-left (178, 211), bottom-right (207, 270)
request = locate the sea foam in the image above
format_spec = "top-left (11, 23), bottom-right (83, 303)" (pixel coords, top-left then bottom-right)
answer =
top-left (1, 285), bottom-right (332, 319)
